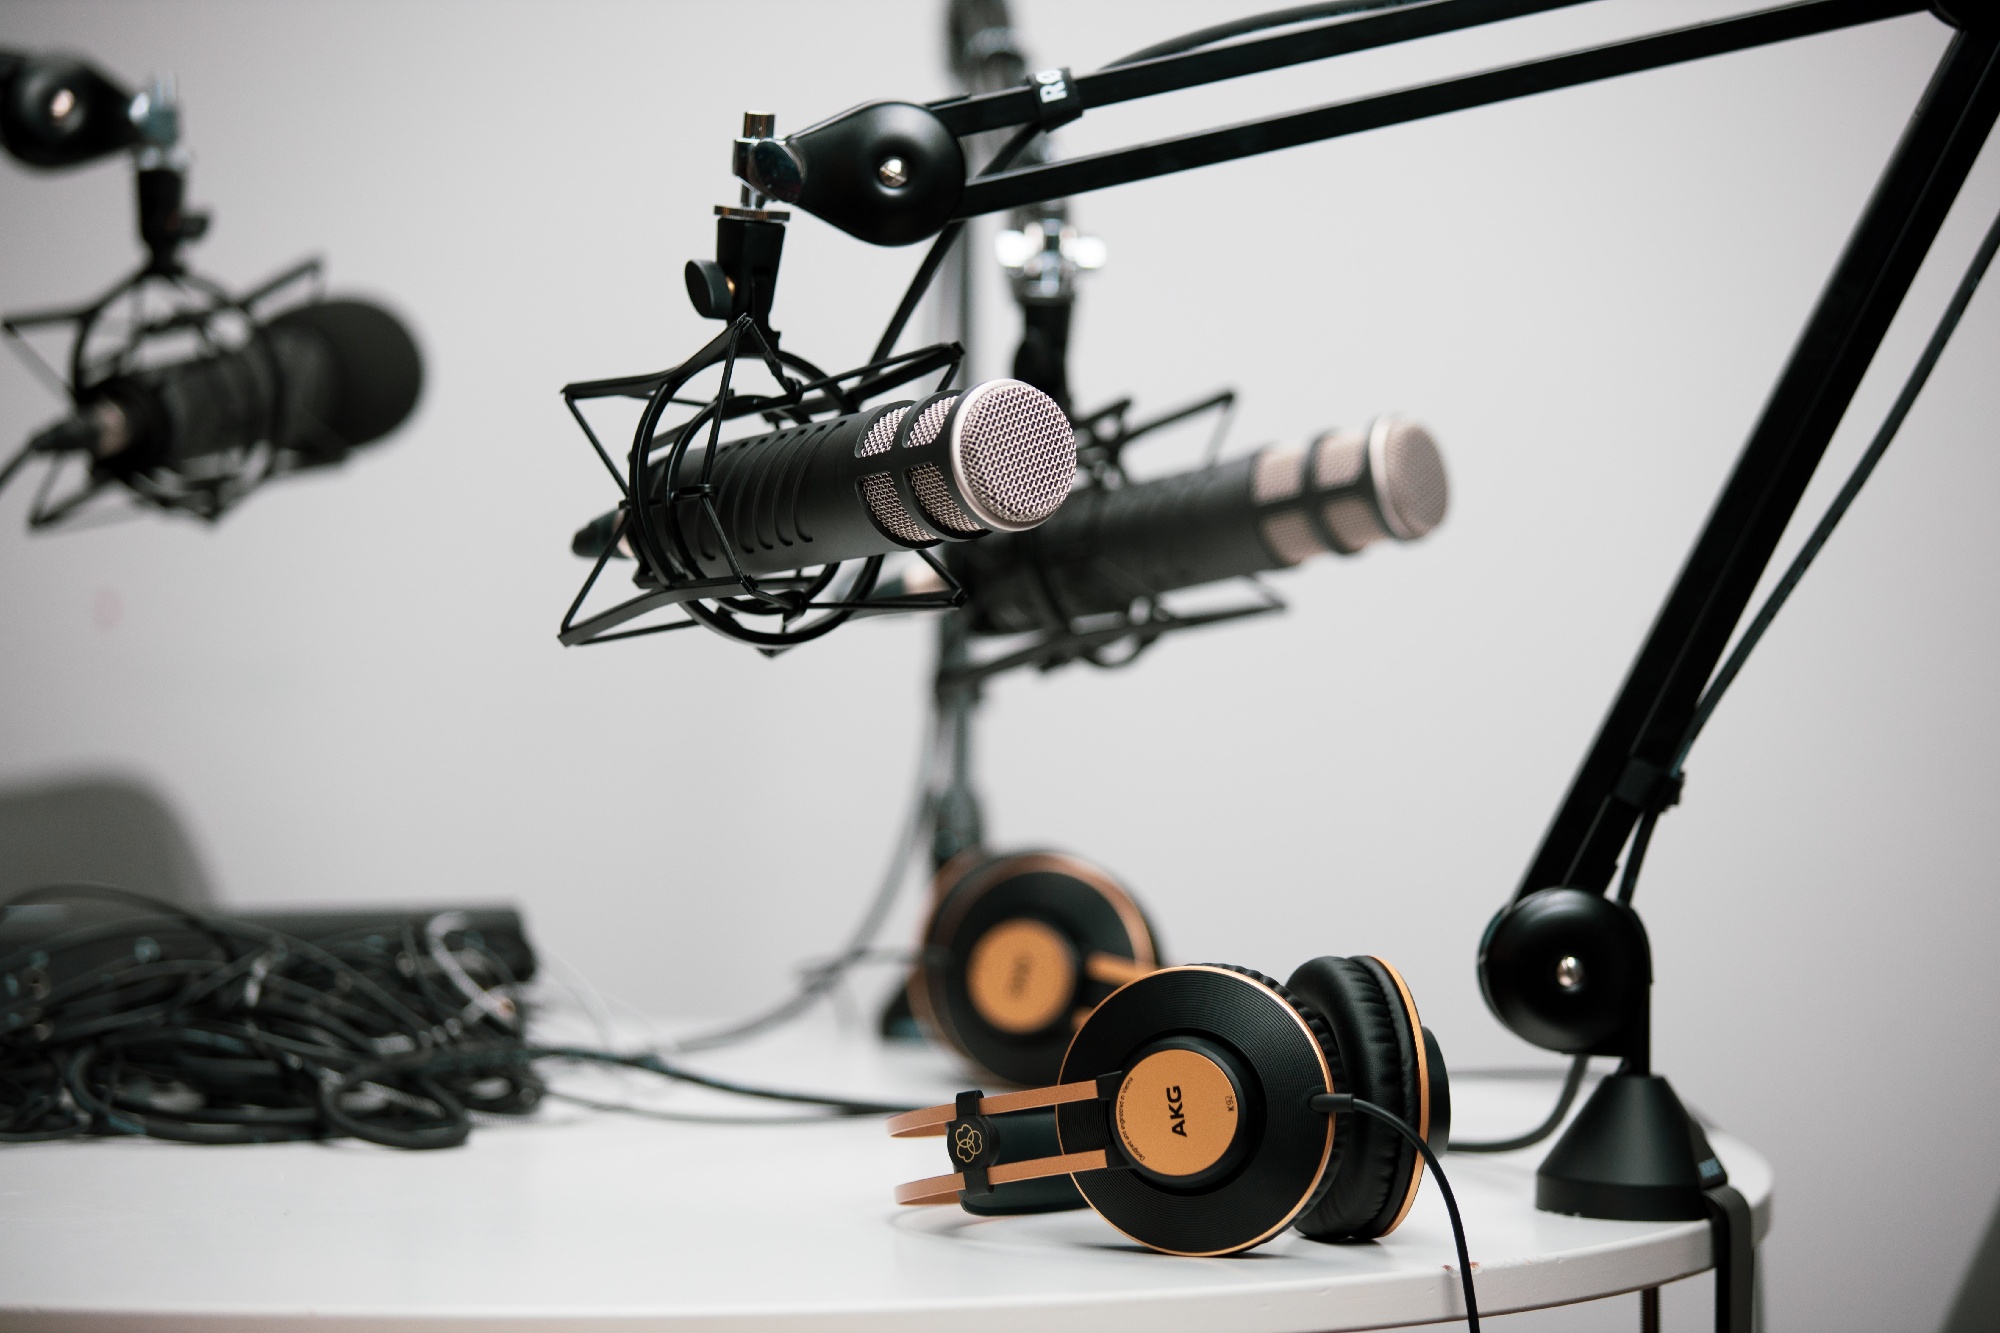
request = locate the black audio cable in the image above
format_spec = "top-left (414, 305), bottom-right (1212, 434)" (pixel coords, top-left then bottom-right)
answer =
top-left (1447, 1055), bottom-right (1590, 1154)
top-left (530, 1047), bottom-right (911, 1116)
top-left (660, 712), bottom-right (945, 1054)
top-left (1107, 0), bottom-right (1427, 66)
top-left (1614, 200), bottom-right (2000, 910)
top-left (1313, 1092), bottom-right (1481, 1330)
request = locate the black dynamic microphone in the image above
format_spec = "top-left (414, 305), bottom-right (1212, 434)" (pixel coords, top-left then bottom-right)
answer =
top-left (0, 51), bottom-right (139, 169)
top-left (572, 378), bottom-right (1076, 581)
top-left (935, 415), bottom-right (1448, 635)
top-left (25, 299), bottom-right (423, 477)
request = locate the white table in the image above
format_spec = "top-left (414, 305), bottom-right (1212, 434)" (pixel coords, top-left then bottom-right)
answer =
top-left (0, 1018), bottom-right (1770, 1331)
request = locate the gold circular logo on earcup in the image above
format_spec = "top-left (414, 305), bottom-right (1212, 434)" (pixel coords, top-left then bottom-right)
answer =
top-left (1114, 1047), bottom-right (1241, 1179)
top-left (953, 1122), bottom-right (985, 1162)
top-left (965, 918), bottom-right (1077, 1034)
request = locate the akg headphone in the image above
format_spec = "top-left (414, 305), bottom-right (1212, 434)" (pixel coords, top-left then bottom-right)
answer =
top-left (903, 849), bottom-right (1163, 1087)
top-left (891, 955), bottom-right (1451, 1256)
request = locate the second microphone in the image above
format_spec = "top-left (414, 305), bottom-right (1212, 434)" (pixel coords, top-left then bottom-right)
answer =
top-left (941, 415), bottom-right (1448, 634)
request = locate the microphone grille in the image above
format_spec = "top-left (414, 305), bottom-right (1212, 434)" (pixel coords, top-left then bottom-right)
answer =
top-left (1252, 445), bottom-right (1306, 504)
top-left (907, 398), bottom-right (984, 537)
top-left (859, 474), bottom-right (932, 544)
top-left (856, 405), bottom-right (934, 543)
top-left (859, 407), bottom-right (907, 457)
top-left (950, 379), bottom-right (1076, 532)
top-left (1374, 417), bottom-right (1448, 540)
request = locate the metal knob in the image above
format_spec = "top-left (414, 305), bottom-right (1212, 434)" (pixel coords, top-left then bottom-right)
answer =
top-left (1555, 955), bottom-right (1586, 993)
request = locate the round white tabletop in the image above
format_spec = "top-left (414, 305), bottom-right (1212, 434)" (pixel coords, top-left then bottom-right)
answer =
top-left (0, 1018), bottom-right (1769, 1331)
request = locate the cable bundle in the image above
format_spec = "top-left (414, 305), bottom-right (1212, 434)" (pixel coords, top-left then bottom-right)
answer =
top-left (0, 885), bottom-right (540, 1148)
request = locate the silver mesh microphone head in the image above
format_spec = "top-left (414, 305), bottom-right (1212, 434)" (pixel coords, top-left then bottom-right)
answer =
top-left (949, 379), bottom-right (1075, 533)
top-left (857, 405), bottom-right (932, 543)
top-left (1368, 415), bottom-right (1448, 541)
top-left (857, 381), bottom-right (1075, 542)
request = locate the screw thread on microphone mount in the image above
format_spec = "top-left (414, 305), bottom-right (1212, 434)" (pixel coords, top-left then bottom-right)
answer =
top-left (686, 113), bottom-right (796, 343)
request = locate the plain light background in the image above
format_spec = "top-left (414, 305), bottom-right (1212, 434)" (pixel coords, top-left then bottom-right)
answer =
top-left (1, 2), bottom-right (1996, 1329)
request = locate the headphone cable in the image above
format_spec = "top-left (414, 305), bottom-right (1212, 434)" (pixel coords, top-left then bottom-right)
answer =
top-left (1316, 1093), bottom-right (1480, 1330)
top-left (1446, 1053), bottom-right (1588, 1155)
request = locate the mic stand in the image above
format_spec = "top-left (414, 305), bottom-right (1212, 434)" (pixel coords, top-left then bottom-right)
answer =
top-left (729, 10), bottom-right (1997, 1324)
top-left (875, 605), bottom-right (985, 1042)
top-left (931, 609), bottom-right (987, 868)
top-left (1484, 15), bottom-right (1999, 1277)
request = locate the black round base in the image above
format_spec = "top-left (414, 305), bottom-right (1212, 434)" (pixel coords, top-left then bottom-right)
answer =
top-left (1535, 1073), bottom-right (1726, 1222)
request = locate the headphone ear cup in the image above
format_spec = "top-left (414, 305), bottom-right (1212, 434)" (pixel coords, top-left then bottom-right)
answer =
top-left (1202, 963), bottom-right (1344, 1084)
top-left (1054, 964), bottom-right (1344, 1255)
top-left (906, 853), bottom-right (1005, 1057)
top-left (915, 851), bottom-right (1157, 1086)
top-left (1284, 956), bottom-right (1431, 1242)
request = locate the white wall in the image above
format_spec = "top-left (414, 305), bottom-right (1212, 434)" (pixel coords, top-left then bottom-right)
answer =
top-left (2, 3), bottom-right (1995, 1329)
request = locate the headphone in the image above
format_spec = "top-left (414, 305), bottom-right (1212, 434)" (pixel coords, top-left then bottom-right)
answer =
top-left (903, 849), bottom-right (1163, 1087)
top-left (890, 955), bottom-right (1450, 1256)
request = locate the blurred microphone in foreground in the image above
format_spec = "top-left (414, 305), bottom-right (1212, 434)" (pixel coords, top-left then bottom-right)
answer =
top-left (0, 49), bottom-right (424, 528)
top-left (16, 300), bottom-right (421, 490)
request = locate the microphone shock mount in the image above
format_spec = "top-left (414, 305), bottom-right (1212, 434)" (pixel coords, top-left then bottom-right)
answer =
top-left (557, 112), bottom-right (978, 655)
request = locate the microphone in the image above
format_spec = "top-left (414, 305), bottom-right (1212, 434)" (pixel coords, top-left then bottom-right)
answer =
top-left (572, 378), bottom-right (1076, 581)
top-left (24, 299), bottom-right (423, 477)
top-left (936, 415), bottom-right (1447, 635)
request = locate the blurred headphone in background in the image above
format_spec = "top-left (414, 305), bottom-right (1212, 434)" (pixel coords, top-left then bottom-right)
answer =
top-left (890, 955), bottom-right (1451, 1255)
top-left (901, 850), bottom-right (1162, 1088)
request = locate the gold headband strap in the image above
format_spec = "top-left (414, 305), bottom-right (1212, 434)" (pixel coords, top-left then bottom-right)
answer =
top-left (1083, 952), bottom-right (1153, 986)
top-left (885, 1079), bottom-right (1104, 1139)
top-left (893, 1149), bottom-right (1111, 1205)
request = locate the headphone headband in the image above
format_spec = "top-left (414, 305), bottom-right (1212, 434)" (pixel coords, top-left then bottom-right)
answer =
top-left (895, 1149), bottom-right (1111, 1206)
top-left (886, 1074), bottom-right (1118, 1139)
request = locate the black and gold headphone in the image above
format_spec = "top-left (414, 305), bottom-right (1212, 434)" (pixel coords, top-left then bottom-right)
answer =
top-left (902, 848), bottom-right (1163, 1087)
top-left (890, 955), bottom-right (1451, 1256)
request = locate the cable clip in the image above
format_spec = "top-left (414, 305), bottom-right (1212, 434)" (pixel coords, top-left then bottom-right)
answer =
top-left (946, 1089), bottom-right (1001, 1195)
top-left (1614, 757), bottom-right (1684, 814)
top-left (1027, 68), bottom-right (1083, 130)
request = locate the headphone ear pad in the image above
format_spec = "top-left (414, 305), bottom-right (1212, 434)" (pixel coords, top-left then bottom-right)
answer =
top-left (1284, 956), bottom-right (1425, 1242)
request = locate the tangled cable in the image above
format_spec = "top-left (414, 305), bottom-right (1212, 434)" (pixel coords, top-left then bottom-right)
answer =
top-left (0, 884), bottom-right (908, 1150)
top-left (0, 884), bottom-right (542, 1148)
